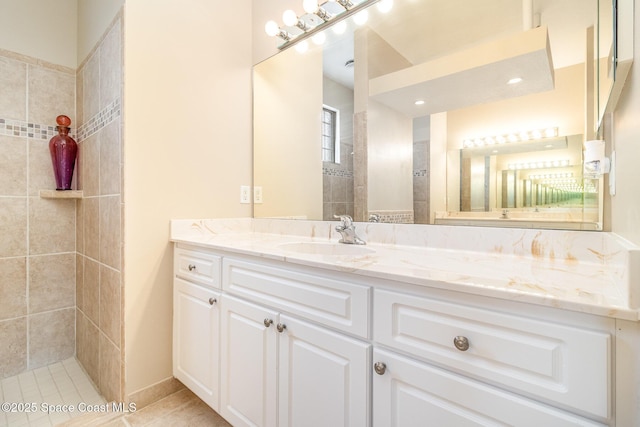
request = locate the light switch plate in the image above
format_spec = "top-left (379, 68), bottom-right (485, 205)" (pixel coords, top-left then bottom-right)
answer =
top-left (254, 186), bottom-right (263, 204)
top-left (240, 185), bottom-right (251, 204)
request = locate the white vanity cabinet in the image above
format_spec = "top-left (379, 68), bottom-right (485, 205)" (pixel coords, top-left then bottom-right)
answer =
top-left (172, 244), bottom-right (619, 426)
top-left (172, 246), bottom-right (222, 410)
top-left (219, 257), bottom-right (371, 427)
top-left (219, 294), bottom-right (370, 427)
top-left (372, 288), bottom-right (614, 426)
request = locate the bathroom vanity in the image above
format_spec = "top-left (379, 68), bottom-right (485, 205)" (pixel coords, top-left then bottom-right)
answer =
top-left (171, 218), bottom-right (639, 427)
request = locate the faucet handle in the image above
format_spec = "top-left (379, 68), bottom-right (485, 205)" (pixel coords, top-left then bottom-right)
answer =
top-left (333, 214), bottom-right (353, 227)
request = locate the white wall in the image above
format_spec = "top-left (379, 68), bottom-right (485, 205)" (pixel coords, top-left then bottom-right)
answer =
top-left (0, 0), bottom-right (77, 68)
top-left (77, 0), bottom-right (124, 65)
top-left (123, 0), bottom-right (253, 396)
top-left (367, 100), bottom-right (413, 212)
top-left (253, 46), bottom-right (323, 220)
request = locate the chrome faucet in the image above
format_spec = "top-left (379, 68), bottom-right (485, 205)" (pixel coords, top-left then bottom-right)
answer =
top-left (501, 209), bottom-right (510, 219)
top-left (368, 213), bottom-right (381, 223)
top-left (333, 215), bottom-right (366, 245)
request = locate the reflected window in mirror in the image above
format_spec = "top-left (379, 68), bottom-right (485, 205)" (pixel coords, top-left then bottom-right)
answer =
top-left (321, 104), bottom-right (340, 163)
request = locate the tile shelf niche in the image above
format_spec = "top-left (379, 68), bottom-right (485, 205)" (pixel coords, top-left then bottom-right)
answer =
top-left (39, 189), bottom-right (83, 199)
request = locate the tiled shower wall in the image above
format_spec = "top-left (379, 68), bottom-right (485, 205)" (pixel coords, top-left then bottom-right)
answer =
top-left (0, 50), bottom-right (76, 378)
top-left (75, 14), bottom-right (124, 403)
top-left (0, 11), bottom-right (123, 405)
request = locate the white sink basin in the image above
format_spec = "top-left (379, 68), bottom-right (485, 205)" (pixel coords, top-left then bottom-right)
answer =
top-left (278, 242), bottom-right (375, 256)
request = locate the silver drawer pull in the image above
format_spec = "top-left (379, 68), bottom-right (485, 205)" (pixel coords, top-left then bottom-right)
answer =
top-left (208, 297), bottom-right (217, 305)
top-left (453, 336), bottom-right (470, 351)
top-left (374, 362), bottom-right (387, 375)
top-left (264, 318), bottom-right (273, 328)
top-left (188, 264), bottom-right (196, 271)
top-left (276, 323), bottom-right (287, 333)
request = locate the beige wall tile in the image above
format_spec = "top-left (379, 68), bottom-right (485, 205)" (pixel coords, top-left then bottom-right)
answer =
top-left (100, 265), bottom-right (121, 347)
top-left (0, 257), bottom-right (26, 320)
top-left (77, 310), bottom-right (100, 387)
top-left (28, 138), bottom-right (62, 195)
top-left (0, 317), bottom-right (27, 379)
top-left (0, 197), bottom-right (27, 257)
top-left (0, 135), bottom-right (27, 196)
top-left (29, 253), bottom-right (75, 314)
top-left (27, 65), bottom-right (75, 126)
top-left (76, 68), bottom-right (84, 126)
top-left (100, 195), bottom-right (121, 270)
top-left (76, 198), bottom-right (85, 254)
top-left (100, 20), bottom-right (122, 111)
top-left (76, 254), bottom-right (85, 312)
top-left (0, 56), bottom-right (27, 121)
top-left (29, 197), bottom-right (76, 255)
top-left (28, 308), bottom-right (75, 369)
top-left (83, 258), bottom-right (100, 325)
top-left (84, 197), bottom-right (100, 260)
top-left (100, 121), bottom-right (121, 196)
top-left (80, 133), bottom-right (99, 197)
top-left (82, 52), bottom-right (100, 122)
top-left (100, 331), bottom-right (122, 402)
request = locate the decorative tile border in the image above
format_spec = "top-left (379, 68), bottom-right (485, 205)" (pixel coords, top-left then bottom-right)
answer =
top-left (0, 118), bottom-right (60, 140)
top-left (369, 210), bottom-right (415, 224)
top-left (323, 167), bottom-right (354, 178)
top-left (413, 169), bottom-right (427, 177)
top-left (76, 97), bottom-right (121, 142)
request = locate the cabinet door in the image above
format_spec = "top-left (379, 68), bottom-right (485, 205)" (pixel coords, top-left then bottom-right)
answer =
top-left (173, 278), bottom-right (221, 410)
top-left (372, 348), bottom-right (606, 427)
top-left (220, 295), bottom-right (278, 427)
top-left (278, 315), bottom-right (370, 427)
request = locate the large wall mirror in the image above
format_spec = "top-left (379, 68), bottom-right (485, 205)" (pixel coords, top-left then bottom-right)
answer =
top-left (254, 0), bottom-right (630, 230)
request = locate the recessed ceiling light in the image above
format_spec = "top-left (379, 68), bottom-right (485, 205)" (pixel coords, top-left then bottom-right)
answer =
top-left (508, 77), bottom-right (523, 85)
top-left (414, 100), bottom-right (425, 106)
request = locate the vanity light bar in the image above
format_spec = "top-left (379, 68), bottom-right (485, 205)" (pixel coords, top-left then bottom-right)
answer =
top-left (509, 159), bottom-right (570, 170)
top-left (265, 0), bottom-right (383, 50)
top-left (463, 127), bottom-right (559, 149)
top-left (529, 172), bottom-right (573, 180)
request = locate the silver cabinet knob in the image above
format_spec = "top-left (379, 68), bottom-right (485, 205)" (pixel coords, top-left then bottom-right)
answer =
top-left (264, 319), bottom-right (273, 328)
top-left (208, 297), bottom-right (217, 305)
top-left (374, 362), bottom-right (387, 375)
top-left (188, 264), bottom-right (196, 271)
top-left (453, 336), bottom-right (470, 351)
top-left (276, 323), bottom-right (287, 333)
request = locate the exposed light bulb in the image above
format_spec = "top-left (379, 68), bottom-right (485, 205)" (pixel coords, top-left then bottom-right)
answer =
top-left (353, 10), bottom-right (368, 25)
top-left (312, 31), bottom-right (326, 45)
top-left (303, 0), bottom-right (319, 13)
top-left (332, 20), bottom-right (347, 34)
top-left (414, 100), bottom-right (425, 106)
top-left (376, 0), bottom-right (394, 13)
top-left (283, 9), bottom-right (298, 26)
top-left (265, 20), bottom-right (280, 37)
top-left (508, 77), bottom-right (523, 84)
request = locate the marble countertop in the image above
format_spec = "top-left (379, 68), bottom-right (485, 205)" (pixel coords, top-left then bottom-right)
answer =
top-left (170, 218), bottom-right (640, 321)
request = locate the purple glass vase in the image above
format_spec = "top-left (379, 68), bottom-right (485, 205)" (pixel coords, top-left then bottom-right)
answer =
top-left (49, 115), bottom-right (77, 190)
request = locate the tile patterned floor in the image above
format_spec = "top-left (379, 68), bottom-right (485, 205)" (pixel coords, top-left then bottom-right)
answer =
top-left (0, 358), bottom-right (105, 427)
top-left (57, 388), bottom-right (231, 427)
top-left (1, 358), bottom-right (230, 427)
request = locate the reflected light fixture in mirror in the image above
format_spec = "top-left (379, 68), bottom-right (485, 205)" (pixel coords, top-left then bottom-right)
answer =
top-left (462, 127), bottom-right (559, 149)
top-left (264, 0), bottom-right (384, 50)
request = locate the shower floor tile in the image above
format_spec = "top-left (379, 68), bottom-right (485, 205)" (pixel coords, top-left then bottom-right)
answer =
top-left (0, 358), bottom-right (105, 427)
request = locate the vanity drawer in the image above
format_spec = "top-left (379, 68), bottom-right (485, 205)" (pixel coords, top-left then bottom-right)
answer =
top-left (374, 289), bottom-right (611, 419)
top-left (223, 258), bottom-right (370, 338)
top-left (174, 246), bottom-right (222, 289)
